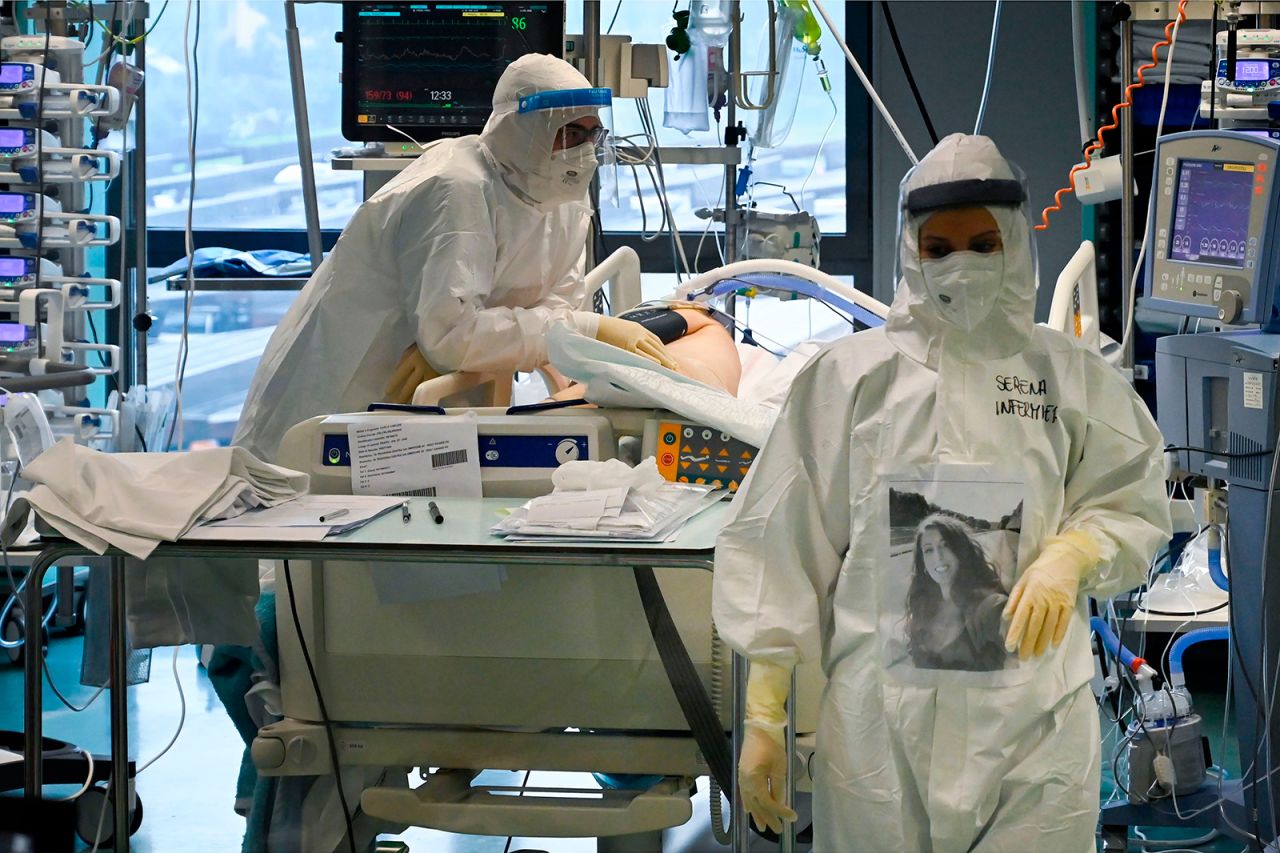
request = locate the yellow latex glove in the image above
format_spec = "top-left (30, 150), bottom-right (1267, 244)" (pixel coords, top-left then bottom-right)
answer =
top-left (1003, 531), bottom-right (1102, 660)
top-left (595, 316), bottom-right (680, 371)
top-left (739, 660), bottom-right (798, 834)
top-left (384, 344), bottom-right (438, 405)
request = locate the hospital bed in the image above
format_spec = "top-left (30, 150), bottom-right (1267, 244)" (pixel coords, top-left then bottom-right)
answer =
top-left (252, 250), bottom-right (1110, 849)
top-left (1049, 240), bottom-right (1124, 367)
top-left (258, 407), bottom-right (825, 851)
top-left (250, 254), bottom-right (864, 849)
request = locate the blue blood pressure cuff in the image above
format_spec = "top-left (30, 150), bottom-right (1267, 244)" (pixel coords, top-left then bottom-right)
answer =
top-left (904, 178), bottom-right (1026, 215)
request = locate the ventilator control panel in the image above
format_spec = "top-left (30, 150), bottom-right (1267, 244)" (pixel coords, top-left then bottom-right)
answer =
top-left (1145, 131), bottom-right (1280, 329)
top-left (644, 419), bottom-right (756, 493)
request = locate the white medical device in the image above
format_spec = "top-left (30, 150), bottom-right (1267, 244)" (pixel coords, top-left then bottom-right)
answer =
top-left (0, 62), bottom-right (120, 119)
top-left (0, 391), bottom-right (54, 502)
top-left (0, 144), bottom-right (119, 184)
top-left (278, 409), bottom-right (617, 498)
top-left (0, 255), bottom-right (120, 307)
top-left (0, 33), bottom-right (125, 449)
top-left (0, 391), bottom-right (53, 467)
top-left (696, 206), bottom-right (821, 267)
top-left (1200, 30), bottom-right (1280, 125)
top-left (563, 34), bottom-right (670, 98)
top-left (0, 127), bottom-right (56, 158)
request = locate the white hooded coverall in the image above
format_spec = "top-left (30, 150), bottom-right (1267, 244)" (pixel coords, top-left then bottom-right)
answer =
top-left (712, 134), bottom-right (1172, 851)
top-left (234, 54), bottom-right (602, 462)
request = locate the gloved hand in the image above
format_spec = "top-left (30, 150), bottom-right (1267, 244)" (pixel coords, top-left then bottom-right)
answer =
top-left (384, 344), bottom-right (438, 405)
top-left (739, 660), bottom-right (798, 834)
top-left (595, 316), bottom-right (680, 371)
top-left (1003, 531), bottom-right (1102, 660)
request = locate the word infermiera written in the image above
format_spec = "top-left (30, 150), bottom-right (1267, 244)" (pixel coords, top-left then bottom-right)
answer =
top-left (995, 374), bottom-right (1059, 423)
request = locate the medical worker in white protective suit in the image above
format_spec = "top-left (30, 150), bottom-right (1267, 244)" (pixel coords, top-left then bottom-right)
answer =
top-left (234, 54), bottom-right (674, 462)
top-left (712, 134), bottom-right (1171, 851)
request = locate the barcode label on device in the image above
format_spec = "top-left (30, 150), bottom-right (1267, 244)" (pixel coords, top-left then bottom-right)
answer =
top-left (393, 487), bottom-right (437, 497)
top-left (431, 450), bottom-right (467, 468)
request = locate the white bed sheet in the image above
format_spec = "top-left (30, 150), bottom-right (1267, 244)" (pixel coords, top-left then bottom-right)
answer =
top-left (547, 325), bottom-right (825, 448)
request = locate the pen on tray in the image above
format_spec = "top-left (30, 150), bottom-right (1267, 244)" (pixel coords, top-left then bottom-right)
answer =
top-left (428, 500), bottom-right (444, 524)
top-left (319, 508), bottom-right (350, 523)
top-left (401, 500), bottom-right (411, 523)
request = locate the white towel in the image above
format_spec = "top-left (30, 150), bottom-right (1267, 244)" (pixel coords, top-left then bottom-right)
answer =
top-left (4, 438), bottom-right (308, 558)
top-left (1133, 20), bottom-right (1214, 85)
top-left (551, 457), bottom-right (666, 492)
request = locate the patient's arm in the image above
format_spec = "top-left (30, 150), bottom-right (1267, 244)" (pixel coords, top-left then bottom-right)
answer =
top-left (665, 307), bottom-right (741, 394)
top-left (537, 364), bottom-right (573, 395)
top-left (549, 306), bottom-right (741, 401)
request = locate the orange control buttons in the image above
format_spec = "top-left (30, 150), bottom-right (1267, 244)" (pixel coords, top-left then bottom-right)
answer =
top-left (653, 420), bottom-right (758, 492)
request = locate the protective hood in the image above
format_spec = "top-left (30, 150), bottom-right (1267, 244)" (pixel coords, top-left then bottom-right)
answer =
top-left (480, 53), bottom-right (599, 208)
top-left (886, 133), bottom-right (1038, 367)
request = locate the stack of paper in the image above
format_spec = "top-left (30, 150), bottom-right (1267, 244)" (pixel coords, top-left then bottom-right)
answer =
top-left (491, 481), bottom-right (723, 543)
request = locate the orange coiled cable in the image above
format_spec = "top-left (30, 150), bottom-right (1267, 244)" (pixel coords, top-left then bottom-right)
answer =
top-left (1035, 0), bottom-right (1189, 231)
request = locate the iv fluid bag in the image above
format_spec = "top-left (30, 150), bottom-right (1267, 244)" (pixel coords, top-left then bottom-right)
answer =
top-left (749, 5), bottom-right (808, 149)
top-left (689, 0), bottom-right (733, 48)
top-left (664, 44), bottom-right (711, 134)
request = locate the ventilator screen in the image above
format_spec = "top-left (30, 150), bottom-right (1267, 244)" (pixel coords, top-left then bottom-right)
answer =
top-left (1169, 159), bottom-right (1255, 269)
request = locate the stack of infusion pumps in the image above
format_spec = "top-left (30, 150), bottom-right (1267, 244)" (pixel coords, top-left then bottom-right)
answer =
top-left (0, 34), bottom-right (125, 456)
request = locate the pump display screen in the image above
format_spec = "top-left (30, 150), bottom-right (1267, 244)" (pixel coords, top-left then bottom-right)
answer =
top-left (0, 258), bottom-right (28, 277)
top-left (0, 324), bottom-right (30, 343)
top-left (0, 65), bottom-right (24, 85)
top-left (1168, 159), bottom-right (1256, 268)
top-left (1236, 60), bottom-right (1272, 81)
top-left (341, 1), bottom-right (564, 143)
top-left (0, 129), bottom-right (26, 148)
top-left (0, 194), bottom-right (28, 214)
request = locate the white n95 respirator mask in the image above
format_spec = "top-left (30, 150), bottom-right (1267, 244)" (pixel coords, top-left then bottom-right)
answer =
top-left (527, 142), bottom-right (598, 207)
top-left (920, 251), bottom-right (1005, 332)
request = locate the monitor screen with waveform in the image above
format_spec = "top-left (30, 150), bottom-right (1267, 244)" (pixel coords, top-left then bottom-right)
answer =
top-left (1169, 159), bottom-right (1257, 269)
top-left (341, 1), bottom-right (566, 144)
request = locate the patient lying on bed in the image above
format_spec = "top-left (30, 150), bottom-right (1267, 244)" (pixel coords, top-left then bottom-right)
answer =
top-left (546, 302), bottom-right (742, 401)
top-left (384, 301), bottom-right (744, 405)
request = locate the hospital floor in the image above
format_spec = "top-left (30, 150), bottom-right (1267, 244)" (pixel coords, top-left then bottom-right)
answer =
top-left (0, 633), bottom-right (1254, 852)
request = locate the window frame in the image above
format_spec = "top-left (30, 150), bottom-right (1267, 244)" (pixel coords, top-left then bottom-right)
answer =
top-left (141, 5), bottom-right (873, 284)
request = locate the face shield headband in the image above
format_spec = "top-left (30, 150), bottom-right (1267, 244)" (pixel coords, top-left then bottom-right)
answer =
top-left (903, 178), bottom-right (1027, 217)
top-left (515, 87), bottom-right (614, 158)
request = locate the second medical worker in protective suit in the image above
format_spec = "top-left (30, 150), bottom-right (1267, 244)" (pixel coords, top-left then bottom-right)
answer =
top-left (235, 54), bottom-right (674, 462)
top-left (713, 134), bottom-right (1171, 851)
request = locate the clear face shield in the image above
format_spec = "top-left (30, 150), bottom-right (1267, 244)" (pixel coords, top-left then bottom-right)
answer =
top-left (893, 164), bottom-right (1039, 332)
top-left (516, 87), bottom-right (617, 206)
